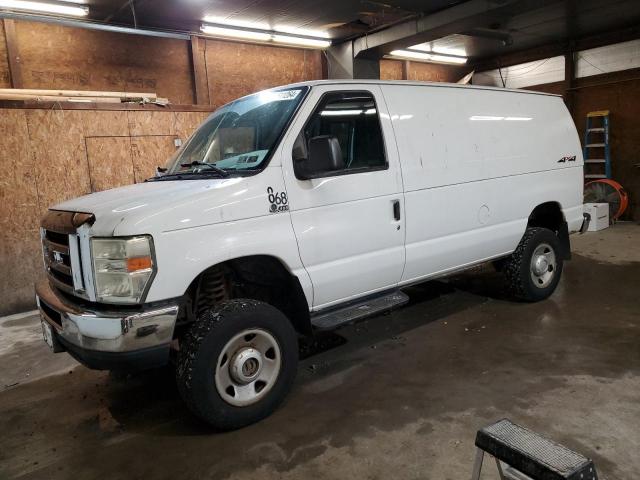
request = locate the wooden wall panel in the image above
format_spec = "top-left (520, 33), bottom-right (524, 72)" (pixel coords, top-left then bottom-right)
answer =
top-left (381, 59), bottom-right (471, 83)
top-left (0, 106), bottom-right (210, 315)
top-left (25, 110), bottom-right (92, 217)
top-left (0, 109), bottom-right (42, 315)
top-left (86, 137), bottom-right (134, 192)
top-left (204, 40), bottom-right (323, 108)
top-left (14, 21), bottom-right (194, 104)
top-left (80, 111), bottom-right (130, 137)
top-left (0, 22), bottom-right (12, 88)
top-left (380, 59), bottom-right (404, 80)
top-left (0, 110), bottom-right (39, 233)
top-left (131, 135), bottom-right (178, 183)
top-left (127, 111), bottom-right (176, 136)
top-left (174, 111), bottom-right (210, 143)
top-left (408, 62), bottom-right (470, 83)
top-left (0, 236), bottom-right (43, 316)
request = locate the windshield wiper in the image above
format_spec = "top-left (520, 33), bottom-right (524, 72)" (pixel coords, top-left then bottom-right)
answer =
top-left (180, 161), bottom-right (229, 177)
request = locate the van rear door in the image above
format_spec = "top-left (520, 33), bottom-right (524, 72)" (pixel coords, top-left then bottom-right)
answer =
top-left (280, 85), bottom-right (405, 310)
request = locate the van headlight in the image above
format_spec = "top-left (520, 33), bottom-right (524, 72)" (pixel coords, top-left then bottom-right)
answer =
top-left (90, 236), bottom-right (155, 304)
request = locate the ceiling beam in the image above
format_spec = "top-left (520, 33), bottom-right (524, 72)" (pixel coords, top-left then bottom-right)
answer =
top-left (353, 0), bottom-right (563, 59)
top-left (470, 24), bottom-right (640, 71)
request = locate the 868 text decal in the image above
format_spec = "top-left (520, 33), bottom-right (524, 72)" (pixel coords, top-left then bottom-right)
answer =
top-left (267, 187), bottom-right (289, 213)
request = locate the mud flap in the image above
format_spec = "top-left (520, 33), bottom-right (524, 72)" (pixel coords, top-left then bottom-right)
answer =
top-left (558, 221), bottom-right (571, 260)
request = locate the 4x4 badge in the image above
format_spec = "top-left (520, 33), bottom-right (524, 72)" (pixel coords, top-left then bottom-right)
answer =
top-left (557, 155), bottom-right (576, 163)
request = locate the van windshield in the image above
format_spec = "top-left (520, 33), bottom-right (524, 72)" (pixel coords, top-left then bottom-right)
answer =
top-left (165, 87), bottom-right (307, 176)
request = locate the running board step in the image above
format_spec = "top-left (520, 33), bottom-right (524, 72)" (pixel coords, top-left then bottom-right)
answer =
top-left (311, 291), bottom-right (409, 330)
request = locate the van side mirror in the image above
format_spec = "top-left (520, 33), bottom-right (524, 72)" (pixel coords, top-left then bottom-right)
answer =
top-left (293, 135), bottom-right (344, 180)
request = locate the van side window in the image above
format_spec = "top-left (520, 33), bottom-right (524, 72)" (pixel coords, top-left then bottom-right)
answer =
top-left (303, 91), bottom-right (386, 171)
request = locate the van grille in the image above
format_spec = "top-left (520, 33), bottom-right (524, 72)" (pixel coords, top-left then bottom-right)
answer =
top-left (42, 229), bottom-right (76, 293)
top-left (41, 210), bottom-right (94, 300)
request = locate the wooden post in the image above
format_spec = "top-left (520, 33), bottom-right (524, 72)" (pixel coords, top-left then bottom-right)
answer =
top-left (564, 48), bottom-right (575, 114)
top-left (320, 51), bottom-right (328, 79)
top-left (3, 19), bottom-right (23, 88)
top-left (402, 60), bottom-right (410, 80)
top-left (190, 35), bottom-right (210, 105)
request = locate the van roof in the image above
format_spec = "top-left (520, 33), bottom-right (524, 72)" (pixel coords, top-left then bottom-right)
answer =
top-left (279, 79), bottom-right (561, 98)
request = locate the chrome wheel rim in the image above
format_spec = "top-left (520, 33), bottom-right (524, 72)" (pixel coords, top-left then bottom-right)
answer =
top-left (215, 328), bottom-right (281, 407)
top-left (530, 243), bottom-right (556, 289)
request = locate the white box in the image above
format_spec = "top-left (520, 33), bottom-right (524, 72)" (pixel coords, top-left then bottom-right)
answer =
top-left (584, 203), bottom-right (609, 231)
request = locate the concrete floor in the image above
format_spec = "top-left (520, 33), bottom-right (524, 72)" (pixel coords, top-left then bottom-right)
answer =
top-left (1, 223), bottom-right (639, 480)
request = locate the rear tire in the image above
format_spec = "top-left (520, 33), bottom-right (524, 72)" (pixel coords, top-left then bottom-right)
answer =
top-left (176, 299), bottom-right (298, 430)
top-left (504, 227), bottom-right (563, 302)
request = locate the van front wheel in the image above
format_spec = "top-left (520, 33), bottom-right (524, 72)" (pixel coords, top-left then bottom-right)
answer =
top-left (504, 227), bottom-right (563, 302)
top-left (175, 299), bottom-right (298, 430)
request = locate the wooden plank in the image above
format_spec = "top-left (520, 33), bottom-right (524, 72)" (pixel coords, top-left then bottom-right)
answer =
top-left (0, 93), bottom-right (117, 103)
top-left (190, 36), bottom-right (210, 105)
top-left (0, 88), bottom-right (157, 99)
top-left (0, 100), bottom-right (215, 111)
top-left (3, 19), bottom-right (23, 88)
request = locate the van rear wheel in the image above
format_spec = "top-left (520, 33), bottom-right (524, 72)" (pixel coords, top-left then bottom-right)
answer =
top-left (175, 299), bottom-right (298, 430)
top-left (504, 227), bottom-right (563, 302)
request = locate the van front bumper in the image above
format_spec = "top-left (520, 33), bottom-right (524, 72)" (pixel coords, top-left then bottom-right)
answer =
top-left (35, 280), bottom-right (179, 371)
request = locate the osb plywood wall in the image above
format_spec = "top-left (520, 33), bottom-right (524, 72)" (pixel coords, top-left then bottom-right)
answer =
top-left (0, 20), bottom-right (324, 106)
top-left (0, 107), bottom-right (210, 315)
top-left (203, 39), bottom-right (323, 108)
top-left (14, 22), bottom-right (195, 104)
top-left (380, 59), bottom-right (471, 83)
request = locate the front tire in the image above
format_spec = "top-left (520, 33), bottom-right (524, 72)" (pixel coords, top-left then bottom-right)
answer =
top-left (504, 227), bottom-right (564, 302)
top-left (176, 299), bottom-right (298, 430)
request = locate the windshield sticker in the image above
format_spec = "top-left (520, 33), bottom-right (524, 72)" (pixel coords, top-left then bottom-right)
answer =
top-left (267, 187), bottom-right (289, 213)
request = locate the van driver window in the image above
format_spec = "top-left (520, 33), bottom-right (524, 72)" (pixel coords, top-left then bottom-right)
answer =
top-left (304, 91), bottom-right (387, 171)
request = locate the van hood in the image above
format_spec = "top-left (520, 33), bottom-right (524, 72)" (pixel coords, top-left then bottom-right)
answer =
top-left (51, 173), bottom-right (275, 236)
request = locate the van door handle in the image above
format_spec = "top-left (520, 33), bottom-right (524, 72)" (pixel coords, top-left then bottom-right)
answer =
top-left (393, 200), bottom-right (401, 221)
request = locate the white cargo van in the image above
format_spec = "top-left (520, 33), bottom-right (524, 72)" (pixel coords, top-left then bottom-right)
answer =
top-left (36, 80), bottom-right (588, 429)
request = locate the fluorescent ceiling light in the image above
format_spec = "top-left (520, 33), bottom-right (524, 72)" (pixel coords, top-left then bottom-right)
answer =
top-left (202, 15), bottom-right (269, 31)
top-left (0, 0), bottom-right (88, 16)
top-left (272, 34), bottom-right (330, 48)
top-left (275, 25), bottom-right (330, 38)
top-left (410, 44), bottom-right (467, 57)
top-left (201, 25), bottom-right (271, 41)
top-left (200, 23), bottom-right (331, 49)
top-left (389, 49), bottom-right (467, 65)
top-left (202, 16), bottom-right (329, 39)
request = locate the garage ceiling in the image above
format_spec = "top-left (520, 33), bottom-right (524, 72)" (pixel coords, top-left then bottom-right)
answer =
top-left (87, 0), bottom-right (464, 40)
